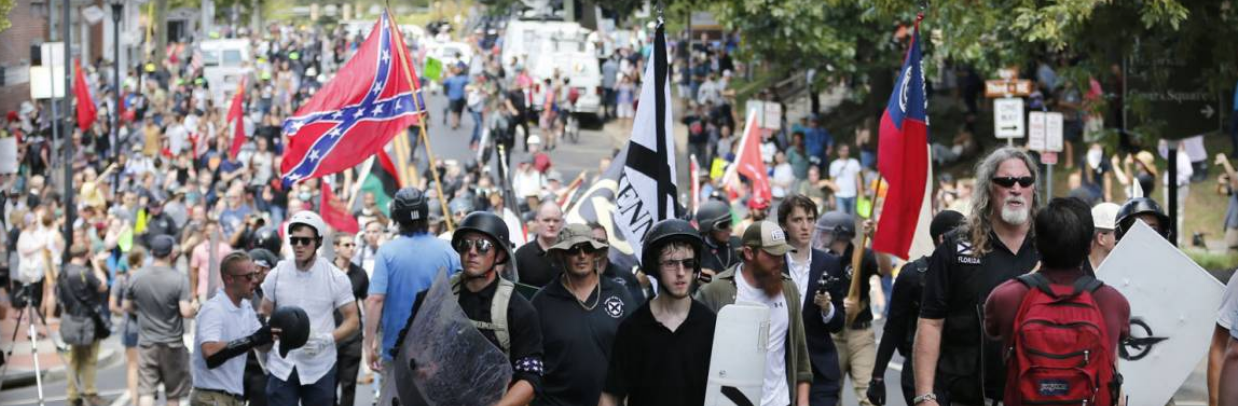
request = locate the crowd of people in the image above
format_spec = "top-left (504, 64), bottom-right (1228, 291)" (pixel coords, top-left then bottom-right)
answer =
top-left (1, 7), bottom-right (1238, 406)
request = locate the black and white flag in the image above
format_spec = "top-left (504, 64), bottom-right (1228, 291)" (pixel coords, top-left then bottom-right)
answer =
top-left (615, 22), bottom-right (677, 265)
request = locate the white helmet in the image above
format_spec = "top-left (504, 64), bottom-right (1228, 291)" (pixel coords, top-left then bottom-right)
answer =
top-left (1091, 202), bottom-right (1121, 232)
top-left (287, 211), bottom-right (328, 239)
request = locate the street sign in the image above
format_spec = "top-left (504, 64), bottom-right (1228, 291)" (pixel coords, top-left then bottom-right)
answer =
top-left (1040, 151), bottom-right (1058, 165)
top-left (984, 79), bottom-right (1033, 98)
top-left (1127, 39), bottom-right (1223, 138)
top-left (1044, 112), bottom-right (1063, 152)
top-left (993, 97), bottom-right (1024, 139)
top-left (1028, 112), bottom-right (1046, 150)
top-left (29, 66), bottom-right (66, 99)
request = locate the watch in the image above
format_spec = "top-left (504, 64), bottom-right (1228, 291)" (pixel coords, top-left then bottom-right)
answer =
top-left (913, 393), bottom-right (937, 405)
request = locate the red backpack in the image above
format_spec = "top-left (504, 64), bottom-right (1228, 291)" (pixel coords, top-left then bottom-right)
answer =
top-left (1006, 273), bottom-right (1119, 406)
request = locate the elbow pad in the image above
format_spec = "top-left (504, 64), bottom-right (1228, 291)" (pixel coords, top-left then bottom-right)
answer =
top-left (205, 326), bottom-right (273, 369)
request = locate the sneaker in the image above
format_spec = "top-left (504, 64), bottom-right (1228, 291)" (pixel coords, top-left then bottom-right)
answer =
top-left (84, 394), bottom-right (109, 406)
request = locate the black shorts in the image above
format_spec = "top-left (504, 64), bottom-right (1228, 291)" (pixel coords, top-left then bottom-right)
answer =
top-left (449, 98), bottom-right (466, 114)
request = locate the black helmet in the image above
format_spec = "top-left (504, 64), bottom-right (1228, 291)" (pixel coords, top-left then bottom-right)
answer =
top-left (696, 200), bottom-right (732, 235)
top-left (452, 212), bottom-right (512, 264)
top-left (269, 306), bottom-right (310, 358)
top-left (1115, 197), bottom-right (1172, 240)
top-left (251, 226), bottom-right (282, 254)
top-left (641, 219), bottom-right (704, 279)
top-left (390, 187), bottom-right (429, 224)
top-left (248, 248), bottom-right (280, 270)
top-left (816, 211), bottom-right (857, 240)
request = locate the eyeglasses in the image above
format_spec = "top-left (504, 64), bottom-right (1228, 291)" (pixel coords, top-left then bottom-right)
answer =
top-left (713, 220), bottom-right (732, 230)
top-left (564, 244), bottom-right (598, 256)
top-left (228, 272), bottom-right (260, 281)
top-left (991, 176), bottom-right (1035, 188)
top-left (455, 238), bottom-right (494, 254)
top-left (660, 258), bottom-right (698, 270)
top-left (290, 236), bottom-right (316, 246)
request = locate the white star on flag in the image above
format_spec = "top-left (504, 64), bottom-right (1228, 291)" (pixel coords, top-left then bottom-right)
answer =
top-left (372, 104), bottom-right (384, 115)
top-left (309, 149), bottom-right (320, 161)
top-left (331, 111), bottom-right (343, 120)
top-left (327, 128), bottom-right (343, 138)
top-left (354, 108), bottom-right (366, 118)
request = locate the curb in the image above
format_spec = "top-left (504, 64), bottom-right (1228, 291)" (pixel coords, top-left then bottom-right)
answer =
top-left (1, 340), bottom-right (124, 390)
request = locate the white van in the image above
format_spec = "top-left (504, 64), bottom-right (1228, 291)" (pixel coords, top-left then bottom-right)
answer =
top-left (198, 39), bottom-right (252, 111)
top-left (502, 19), bottom-right (602, 118)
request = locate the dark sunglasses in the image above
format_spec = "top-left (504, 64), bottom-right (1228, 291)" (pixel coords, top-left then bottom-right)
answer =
top-left (455, 239), bottom-right (494, 254)
top-left (290, 236), bottom-right (317, 246)
top-left (564, 244), bottom-right (598, 256)
top-left (228, 272), bottom-right (260, 281)
top-left (713, 220), bottom-right (732, 229)
top-left (991, 176), bottom-right (1035, 188)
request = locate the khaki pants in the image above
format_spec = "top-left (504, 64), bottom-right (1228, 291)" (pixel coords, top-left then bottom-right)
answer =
top-left (190, 389), bottom-right (246, 406)
top-left (831, 326), bottom-right (877, 406)
top-left (66, 341), bottom-right (101, 401)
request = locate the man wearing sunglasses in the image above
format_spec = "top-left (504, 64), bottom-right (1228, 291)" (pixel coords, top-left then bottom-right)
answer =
top-left (914, 147), bottom-right (1042, 406)
top-left (259, 211), bottom-right (359, 406)
top-left (532, 224), bottom-right (634, 406)
top-left (332, 233), bottom-right (369, 406)
top-left (191, 251), bottom-right (276, 406)
top-left (393, 211), bottom-right (543, 405)
top-left (696, 200), bottom-right (742, 284)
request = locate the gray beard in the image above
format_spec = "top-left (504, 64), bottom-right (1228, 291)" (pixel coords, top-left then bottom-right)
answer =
top-left (1000, 205), bottom-right (1030, 225)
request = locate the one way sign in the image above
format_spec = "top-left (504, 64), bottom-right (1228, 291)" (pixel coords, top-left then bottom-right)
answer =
top-left (994, 97), bottom-right (1025, 139)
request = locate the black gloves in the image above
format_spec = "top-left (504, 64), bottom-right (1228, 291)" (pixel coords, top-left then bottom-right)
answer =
top-left (205, 325), bottom-right (273, 369)
top-left (867, 377), bottom-right (886, 406)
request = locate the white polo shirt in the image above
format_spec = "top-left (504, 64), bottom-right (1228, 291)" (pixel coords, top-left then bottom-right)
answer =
top-left (191, 290), bottom-right (262, 396)
top-left (261, 256), bottom-right (355, 384)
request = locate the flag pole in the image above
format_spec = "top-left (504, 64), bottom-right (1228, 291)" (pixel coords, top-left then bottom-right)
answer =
top-left (845, 173), bottom-right (884, 325)
top-left (385, 10), bottom-right (454, 231)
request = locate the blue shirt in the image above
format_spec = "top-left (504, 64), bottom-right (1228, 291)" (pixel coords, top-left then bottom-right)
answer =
top-left (804, 127), bottom-right (833, 161)
top-left (368, 232), bottom-right (461, 359)
top-left (443, 75), bottom-right (469, 101)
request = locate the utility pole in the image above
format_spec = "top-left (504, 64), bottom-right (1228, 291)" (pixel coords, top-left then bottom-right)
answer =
top-left (62, 0), bottom-right (75, 264)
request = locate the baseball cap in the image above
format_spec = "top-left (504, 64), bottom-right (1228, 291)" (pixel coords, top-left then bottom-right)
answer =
top-left (748, 195), bottom-right (770, 210)
top-left (741, 221), bottom-right (796, 256)
top-left (1091, 202), bottom-right (1121, 231)
top-left (150, 235), bottom-right (176, 258)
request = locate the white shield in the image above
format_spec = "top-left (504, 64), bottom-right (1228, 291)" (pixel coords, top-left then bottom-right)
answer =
top-left (1095, 221), bottom-right (1223, 406)
top-left (705, 301), bottom-right (770, 406)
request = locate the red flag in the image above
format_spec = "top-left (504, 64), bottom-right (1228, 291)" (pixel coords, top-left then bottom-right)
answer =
top-left (873, 19), bottom-right (929, 260)
top-left (227, 77), bottom-right (247, 159)
top-left (279, 12), bottom-right (425, 187)
top-left (727, 111), bottom-right (772, 203)
top-left (73, 59), bottom-right (97, 132)
top-left (320, 181), bottom-right (360, 234)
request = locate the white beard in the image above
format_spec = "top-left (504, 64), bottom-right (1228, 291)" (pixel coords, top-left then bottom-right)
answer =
top-left (1000, 203), bottom-right (1030, 225)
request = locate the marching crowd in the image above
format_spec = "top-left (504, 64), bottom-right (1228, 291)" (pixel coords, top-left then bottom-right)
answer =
top-left (2, 10), bottom-right (1238, 406)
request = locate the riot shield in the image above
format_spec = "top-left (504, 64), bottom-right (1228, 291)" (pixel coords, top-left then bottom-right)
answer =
top-left (379, 270), bottom-right (513, 406)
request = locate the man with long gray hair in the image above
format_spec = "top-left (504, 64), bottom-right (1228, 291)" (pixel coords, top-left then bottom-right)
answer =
top-left (912, 147), bottom-right (1042, 406)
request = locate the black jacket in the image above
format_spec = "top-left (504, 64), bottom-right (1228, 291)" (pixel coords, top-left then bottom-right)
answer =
top-left (785, 248), bottom-right (846, 403)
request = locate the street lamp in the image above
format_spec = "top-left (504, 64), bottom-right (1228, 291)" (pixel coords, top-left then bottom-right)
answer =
top-left (110, 0), bottom-right (122, 193)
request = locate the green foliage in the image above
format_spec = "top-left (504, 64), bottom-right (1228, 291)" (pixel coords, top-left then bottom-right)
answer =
top-left (0, 0), bottom-right (13, 34)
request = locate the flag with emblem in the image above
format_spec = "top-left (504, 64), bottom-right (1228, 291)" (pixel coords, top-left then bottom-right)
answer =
top-left (874, 17), bottom-right (931, 260)
top-left (615, 21), bottom-right (677, 265)
top-left (279, 11), bottom-right (426, 188)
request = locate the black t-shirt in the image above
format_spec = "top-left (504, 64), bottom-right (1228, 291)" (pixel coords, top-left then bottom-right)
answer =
top-left (920, 230), bottom-right (1039, 403)
top-left (604, 300), bottom-right (715, 406)
top-left (531, 275), bottom-right (634, 406)
top-left (335, 262), bottom-right (369, 348)
top-left (458, 277), bottom-right (544, 390)
top-left (602, 262), bottom-right (647, 307)
top-left (827, 244), bottom-right (880, 327)
top-left (514, 241), bottom-right (562, 288)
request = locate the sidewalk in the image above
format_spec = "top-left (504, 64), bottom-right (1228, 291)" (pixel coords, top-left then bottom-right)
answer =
top-left (1, 310), bottom-right (123, 389)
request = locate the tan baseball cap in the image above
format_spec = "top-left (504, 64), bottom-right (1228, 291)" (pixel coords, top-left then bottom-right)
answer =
top-left (741, 220), bottom-right (796, 256)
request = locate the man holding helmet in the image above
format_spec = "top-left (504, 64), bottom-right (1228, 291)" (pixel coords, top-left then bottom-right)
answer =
top-left (258, 211), bottom-right (359, 406)
top-left (696, 200), bottom-right (741, 282)
top-left (364, 187), bottom-right (461, 377)
top-left (601, 219), bottom-right (716, 406)
top-left (532, 224), bottom-right (634, 405)
top-left (394, 211), bottom-right (544, 405)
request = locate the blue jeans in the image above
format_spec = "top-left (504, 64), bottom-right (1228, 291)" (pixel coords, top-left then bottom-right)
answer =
top-left (266, 366), bottom-right (336, 406)
top-left (836, 196), bottom-right (857, 215)
top-left (470, 109), bottom-right (484, 144)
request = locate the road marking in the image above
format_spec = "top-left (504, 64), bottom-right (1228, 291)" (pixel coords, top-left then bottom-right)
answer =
top-left (890, 361), bottom-right (903, 372)
top-left (1175, 402), bottom-right (1207, 406)
top-left (109, 392), bottom-right (130, 406)
top-left (0, 388), bottom-right (126, 406)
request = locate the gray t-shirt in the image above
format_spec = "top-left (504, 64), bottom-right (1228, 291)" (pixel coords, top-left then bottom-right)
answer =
top-left (125, 265), bottom-right (191, 345)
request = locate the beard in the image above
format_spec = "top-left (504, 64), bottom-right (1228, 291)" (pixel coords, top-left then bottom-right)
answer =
top-left (753, 266), bottom-right (783, 296)
top-left (1000, 198), bottom-right (1030, 225)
